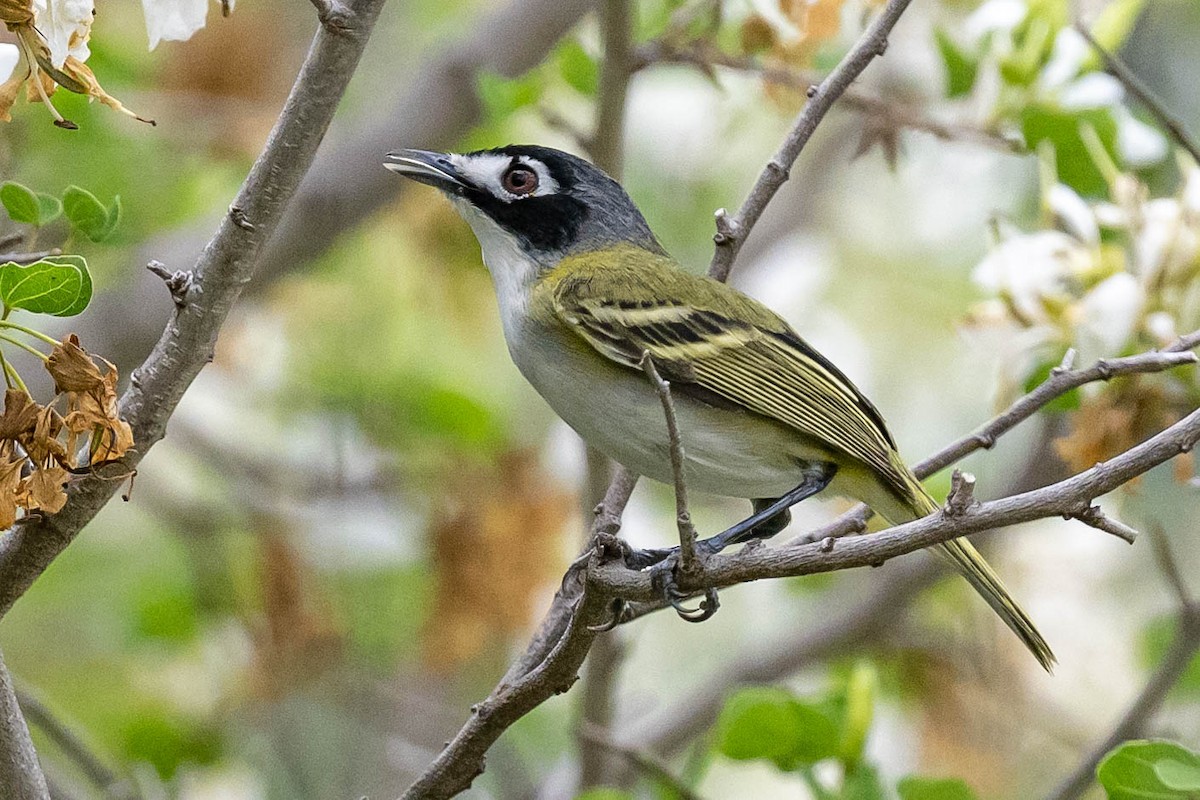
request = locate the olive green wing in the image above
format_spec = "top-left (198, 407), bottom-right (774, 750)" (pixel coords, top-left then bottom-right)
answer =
top-left (547, 249), bottom-right (914, 502)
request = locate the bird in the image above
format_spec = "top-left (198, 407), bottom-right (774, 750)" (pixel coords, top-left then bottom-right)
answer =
top-left (383, 144), bottom-right (1055, 671)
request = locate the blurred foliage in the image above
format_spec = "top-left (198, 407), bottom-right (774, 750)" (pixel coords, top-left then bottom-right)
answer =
top-left (2, 0), bottom-right (1200, 797)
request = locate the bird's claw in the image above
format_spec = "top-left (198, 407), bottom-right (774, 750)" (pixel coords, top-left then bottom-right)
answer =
top-left (587, 597), bottom-right (631, 632)
top-left (650, 555), bottom-right (720, 622)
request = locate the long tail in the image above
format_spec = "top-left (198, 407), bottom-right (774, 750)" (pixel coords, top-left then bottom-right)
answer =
top-left (907, 478), bottom-right (1056, 672)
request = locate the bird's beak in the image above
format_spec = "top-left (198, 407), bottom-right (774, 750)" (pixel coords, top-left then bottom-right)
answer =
top-left (383, 149), bottom-right (469, 191)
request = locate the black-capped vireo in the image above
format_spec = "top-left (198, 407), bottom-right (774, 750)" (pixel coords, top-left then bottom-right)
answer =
top-left (384, 145), bottom-right (1054, 671)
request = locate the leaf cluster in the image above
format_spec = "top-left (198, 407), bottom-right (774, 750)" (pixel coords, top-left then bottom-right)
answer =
top-left (1, 181), bottom-right (121, 241)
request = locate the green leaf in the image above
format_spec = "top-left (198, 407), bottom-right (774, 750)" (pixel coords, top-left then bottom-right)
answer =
top-left (934, 29), bottom-right (979, 98)
top-left (1156, 759), bottom-right (1200, 791)
top-left (0, 255), bottom-right (93, 317)
top-left (1021, 105), bottom-right (1120, 196)
top-left (0, 182), bottom-right (41, 225)
top-left (574, 790), bottom-right (633, 800)
top-left (475, 71), bottom-right (543, 121)
top-left (1098, 740), bottom-right (1200, 799)
top-left (897, 776), bottom-right (979, 800)
top-left (839, 661), bottom-right (877, 769)
top-left (62, 185), bottom-right (119, 242)
top-left (843, 764), bottom-right (887, 800)
top-left (36, 193), bottom-right (62, 225)
top-left (715, 687), bottom-right (838, 770)
top-left (1138, 615), bottom-right (1200, 696)
top-left (557, 40), bottom-right (599, 96)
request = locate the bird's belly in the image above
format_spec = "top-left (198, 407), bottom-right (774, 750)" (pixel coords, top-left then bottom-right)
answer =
top-left (511, 326), bottom-right (830, 499)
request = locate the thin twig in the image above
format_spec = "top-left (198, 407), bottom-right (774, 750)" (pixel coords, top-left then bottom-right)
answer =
top-left (1046, 530), bottom-right (1200, 800)
top-left (1075, 23), bottom-right (1200, 166)
top-left (788, 342), bottom-right (1200, 546)
top-left (0, 648), bottom-right (49, 799)
top-left (15, 687), bottom-right (137, 800)
top-left (636, 41), bottom-right (1021, 154)
top-left (708, 0), bottom-right (915, 280)
top-left (1147, 525), bottom-right (1195, 613)
top-left (640, 352), bottom-right (700, 573)
top-left (1067, 504), bottom-right (1139, 544)
top-left (578, 723), bottom-right (706, 800)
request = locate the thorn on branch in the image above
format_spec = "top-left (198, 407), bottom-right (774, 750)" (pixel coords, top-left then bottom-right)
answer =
top-left (228, 205), bottom-right (256, 231)
top-left (819, 536), bottom-right (836, 552)
top-left (943, 469), bottom-right (977, 517)
top-left (973, 431), bottom-right (996, 449)
top-left (712, 207), bottom-right (740, 246)
top-left (1052, 347), bottom-right (1078, 374)
top-left (146, 260), bottom-right (195, 309)
top-left (1068, 504), bottom-right (1138, 544)
top-left (806, 84), bottom-right (819, 98)
top-left (309, 0), bottom-right (355, 33)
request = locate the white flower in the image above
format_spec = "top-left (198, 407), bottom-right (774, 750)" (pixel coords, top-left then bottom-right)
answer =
top-left (1145, 311), bottom-right (1178, 346)
top-left (1115, 106), bottom-right (1169, 167)
top-left (142, 0), bottom-right (210, 50)
top-left (973, 230), bottom-right (1092, 323)
top-left (31, 0), bottom-right (94, 68)
top-left (1040, 28), bottom-right (1088, 92)
top-left (964, 0), bottom-right (1026, 41)
top-left (1048, 183), bottom-right (1100, 245)
top-left (1136, 197), bottom-right (1200, 283)
top-left (1076, 272), bottom-right (1143, 357)
top-left (1059, 72), bottom-right (1123, 110)
top-left (0, 44), bottom-right (18, 83)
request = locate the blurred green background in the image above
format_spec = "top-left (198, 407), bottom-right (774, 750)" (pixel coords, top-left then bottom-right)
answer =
top-left (2, 0), bottom-right (1200, 797)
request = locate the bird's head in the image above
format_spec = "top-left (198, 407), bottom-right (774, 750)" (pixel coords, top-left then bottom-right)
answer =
top-left (383, 145), bottom-right (664, 266)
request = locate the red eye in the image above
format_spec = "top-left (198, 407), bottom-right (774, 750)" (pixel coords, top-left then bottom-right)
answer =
top-left (502, 164), bottom-right (539, 196)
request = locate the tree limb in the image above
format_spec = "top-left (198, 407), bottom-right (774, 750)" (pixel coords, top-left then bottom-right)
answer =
top-left (0, 649), bottom-right (49, 800)
top-left (0, 0), bottom-right (390, 619)
top-left (591, 404), bottom-right (1200, 598)
top-left (787, 341), bottom-right (1199, 547)
top-left (707, 0), bottom-right (915, 280)
top-left (640, 353), bottom-right (700, 573)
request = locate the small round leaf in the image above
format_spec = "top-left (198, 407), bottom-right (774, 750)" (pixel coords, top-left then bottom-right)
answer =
top-left (0, 182), bottom-right (40, 225)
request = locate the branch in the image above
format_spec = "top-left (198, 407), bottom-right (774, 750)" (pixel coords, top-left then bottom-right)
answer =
top-left (0, 649), bottom-right (49, 800)
top-left (1046, 534), bottom-right (1200, 800)
top-left (707, 0), bottom-right (915, 280)
top-left (788, 341), bottom-right (1200, 546)
top-left (0, 0), bottom-right (389, 619)
top-left (578, 723), bottom-right (705, 800)
top-left (15, 687), bottom-right (137, 800)
top-left (640, 353), bottom-right (699, 573)
top-left (591, 406), bottom-right (1200, 599)
top-left (589, 0), bottom-right (633, 176)
top-left (637, 41), bottom-right (1021, 155)
top-left (1075, 23), bottom-right (1200, 166)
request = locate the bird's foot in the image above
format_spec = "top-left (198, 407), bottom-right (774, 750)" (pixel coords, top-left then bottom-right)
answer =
top-left (647, 551), bottom-right (720, 623)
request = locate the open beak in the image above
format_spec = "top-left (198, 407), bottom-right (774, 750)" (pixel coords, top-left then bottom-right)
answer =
top-left (383, 149), bottom-right (469, 191)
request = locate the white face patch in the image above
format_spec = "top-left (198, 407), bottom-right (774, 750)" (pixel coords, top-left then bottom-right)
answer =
top-left (449, 153), bottom-right (560, 202)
